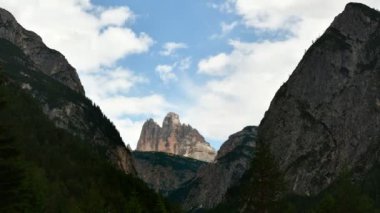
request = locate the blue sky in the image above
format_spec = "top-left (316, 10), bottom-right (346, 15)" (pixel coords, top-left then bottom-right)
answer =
top-left (1, 0), bottom-right (380, 150)
top-left (90, 0), bottom-right (245, 102)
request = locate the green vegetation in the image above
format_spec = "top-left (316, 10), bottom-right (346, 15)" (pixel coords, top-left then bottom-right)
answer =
top-left (209, 137), bottom-right (380, 213)
top-left (242, 141), bottom-right (285, 213)
top-left (0, 73), bottom-right (181, 212)
top-left (209, 140), bottom-right (285, 213)
top-left (279, 171), bottom-right (380, 213)
top-left (310, 173), bottom-right (378, 213)
top-left (133, 151), bottom-right (206, 172)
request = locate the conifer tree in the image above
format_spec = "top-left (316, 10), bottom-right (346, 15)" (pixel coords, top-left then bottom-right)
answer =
top-left (244, 140), bottom-right (285, 213)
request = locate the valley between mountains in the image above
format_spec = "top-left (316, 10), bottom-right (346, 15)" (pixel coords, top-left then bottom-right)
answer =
top-left (0, 2), bottom-right (380, 213)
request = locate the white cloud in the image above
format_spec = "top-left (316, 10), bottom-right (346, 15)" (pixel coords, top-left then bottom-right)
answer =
top-left (99, 7), bottom-right (133, 26)
top-left (210, 21), bottom-right (239, 39)
top-left (155, 64), bottom-right (177, 83)
top-left (176, 57), bottom-right (192, 71)
top-left (81, 67), bottom-right (171, 148)
top-left (97, 95), bottom-right (171, 119)
top-left (235, 0), bottom-right (380, 31)
top-left (155, 57), bottom-right (191, 83)
top-left (159, 42), bottom-right (188, 56)
top-left (221, 21), bottom-right (238, 34)
top-left (208, 0), bottom-right (235, 13)
top-left (190, 0), bottom-right (380, 146)
top-left (81, 67), bottom-right (147, 98)
top-left (96, 95), bottom-right (172, 147)
top-left (0, 0), bottom-right (153, 72)
top-left (198, 53), bottom-right (231, 76)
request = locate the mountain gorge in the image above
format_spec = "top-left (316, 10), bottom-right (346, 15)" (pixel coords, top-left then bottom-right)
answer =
top-left (1, 2), bottom-right (380, 213)
top-left (134, 3), bottom-right (380, 212)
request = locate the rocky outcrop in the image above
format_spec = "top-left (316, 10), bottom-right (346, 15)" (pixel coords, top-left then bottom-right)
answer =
top-left (170, 126), bottom-right (257, 210)
top-left (133, 151), bottom-right (206, 195)
top-left (259, 3), bottom-right (380, 196)
top-left (0, 8), bottom-right (84, 94)
top-left (136, 112), bottom-right (216, 162)
top-left (0, 9), bottom-right (135, 175)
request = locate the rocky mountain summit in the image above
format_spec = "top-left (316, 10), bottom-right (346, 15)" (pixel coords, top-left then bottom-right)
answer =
top-left (259, 2), bottom-right (380, 196)
top-left (136, 112), bottom-right (216, 162)
top-left (0, 8), bottom-right (135, 174)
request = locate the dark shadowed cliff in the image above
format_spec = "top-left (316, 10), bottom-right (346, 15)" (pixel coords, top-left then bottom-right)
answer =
top-left (259, 2), bottom-right (380, 196)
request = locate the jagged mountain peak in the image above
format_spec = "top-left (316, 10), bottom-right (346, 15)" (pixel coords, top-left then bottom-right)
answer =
top-left (136, 112), bottom-right (216, 162)
top-left (328, 2), bottom-right (380, 42)
top-left (344, 2), bottom-right (379, 16)
top-left (0, 7), bottom-right (84, 94)
top-left (163, 112), bottom-right (181, 128)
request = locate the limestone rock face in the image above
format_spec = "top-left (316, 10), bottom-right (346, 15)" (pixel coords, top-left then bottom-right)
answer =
top-left (0, 8), bottom-right (84, 94)
top-left (170, 126), bottom-right (257, 210)
top-left (259, 3), bottom-right (380, 196)
top-left (136, 112), bottom-right (216, 162)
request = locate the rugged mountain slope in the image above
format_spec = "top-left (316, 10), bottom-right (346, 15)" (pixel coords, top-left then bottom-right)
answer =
top-left (0, 75), bottom-right (178, 212)
top-left (259, 2), bottom-right (380, 196)
top-left (0, 8), bottom-right (135, 175)
top-left (169, 126), bottom-right (257, 210)
top-left (136, 112), bottom-right (216, 162)
top-left (133, 151), bottom-right (206, 195)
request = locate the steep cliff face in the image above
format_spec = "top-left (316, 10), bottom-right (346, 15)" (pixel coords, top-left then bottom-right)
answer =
top-left (136, 112), bottom-right (216, 162)
top-left (0, 8), bottom-right (135, 175)
top-left (259, 3), bottom-right (380, 196)
top-left (133, 151), bottom-right (206, 195)
top-left (0, 8), bottom-right (84, 94)
top-left (170, 126), bottom-right (257, 210)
